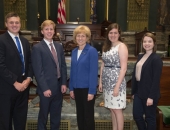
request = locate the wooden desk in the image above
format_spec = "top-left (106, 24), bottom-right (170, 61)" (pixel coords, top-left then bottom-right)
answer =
top-left (156, 64), bottom-right (170, 130)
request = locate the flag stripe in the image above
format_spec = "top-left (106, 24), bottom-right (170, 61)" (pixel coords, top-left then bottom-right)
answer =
top-left (57, 0), bottom-right (66, 24)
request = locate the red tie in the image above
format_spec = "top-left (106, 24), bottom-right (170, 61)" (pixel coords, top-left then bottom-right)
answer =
top-left (50, 43), bottom-right (60, 78)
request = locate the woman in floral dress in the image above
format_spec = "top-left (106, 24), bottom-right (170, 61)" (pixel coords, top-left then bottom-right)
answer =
top-left (99, 23), bottom-right (128, 130)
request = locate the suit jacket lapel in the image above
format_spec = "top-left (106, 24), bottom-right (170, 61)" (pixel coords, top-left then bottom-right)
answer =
top-left (5, 32), bottom-right (22, 62)
top-left (141, 53), bottom-right (154, 74)
top-left (41, 40), bottom-right (57, 66)
top-left (77, 44), bottom-right (89, 65)
top-left (72, 48), bottom-right (78, 64)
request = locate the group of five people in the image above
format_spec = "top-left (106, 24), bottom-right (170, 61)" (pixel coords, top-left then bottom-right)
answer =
top-left (0, 12), bottom-right (162, 130)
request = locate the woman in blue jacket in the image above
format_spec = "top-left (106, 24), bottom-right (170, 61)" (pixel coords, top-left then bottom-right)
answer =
top-left (69, 25), bottom-right (98, 130)
top-left (131, 32), bottom-right (163, 130)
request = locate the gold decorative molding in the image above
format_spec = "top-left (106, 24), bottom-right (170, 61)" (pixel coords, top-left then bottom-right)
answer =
top-left (10, 0), bottom-right (17, 4)
top-left (136, 0), bottom-right (144, 7)
top-left (85, 0), bottom-right (90, 22)
top-left (3, 0), bottom-right (27, 29)
top-left (105, 0), bottom-right (109, 20)
top-left (45, 0), bottom-right (49, 19)
top-left (127, 0), bottom-right (150, 31)
top-left (66, 0), bottom-right (70, 22)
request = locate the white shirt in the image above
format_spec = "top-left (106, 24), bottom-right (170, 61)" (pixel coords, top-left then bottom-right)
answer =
top-left (8, 31), bottom-right (24, 57)
top-left (43, 39), bottom-right (57, 52)
top-left (77, 50), bottom-right (82, 60)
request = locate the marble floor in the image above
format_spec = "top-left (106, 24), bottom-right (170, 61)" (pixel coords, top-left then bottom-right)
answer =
top-left (27, 92), bottom-right (138, 130)
top-left (27, 58), bottom-right (139, 130)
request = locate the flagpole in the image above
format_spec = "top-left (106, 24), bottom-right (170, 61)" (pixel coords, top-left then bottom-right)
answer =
top-left (46, 0), bottom-right (49, 19)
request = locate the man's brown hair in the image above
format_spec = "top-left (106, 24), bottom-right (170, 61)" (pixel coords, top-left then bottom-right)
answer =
top-left (5, 12), bottom-right (20, 22)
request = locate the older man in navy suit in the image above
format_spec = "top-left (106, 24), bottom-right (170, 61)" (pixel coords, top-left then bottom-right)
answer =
top-left (0, 12), bottom-right (33, 130)
top-left (31, 20), bottom-right (67, 130)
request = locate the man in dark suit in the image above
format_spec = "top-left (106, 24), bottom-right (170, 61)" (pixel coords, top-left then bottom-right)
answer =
top-left (0, 12), bottom-right (33, 130)
top-left (31, 20), bottom-right (67, 130)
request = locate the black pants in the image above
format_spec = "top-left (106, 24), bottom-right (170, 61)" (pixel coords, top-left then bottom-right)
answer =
top-left (133, 94), bottom-right (158, 130)
top-left (74, 88), bottom-right (96, 130)
top-left (0, 90), bottom-right (29, 130)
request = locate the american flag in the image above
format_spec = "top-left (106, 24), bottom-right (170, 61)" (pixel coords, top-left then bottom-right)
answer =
top-left (57, 0), bottom-right (66, 24)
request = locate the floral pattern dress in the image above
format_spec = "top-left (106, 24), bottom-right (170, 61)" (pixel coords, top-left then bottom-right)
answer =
top-left (102, 43), bottom-right (126, 109)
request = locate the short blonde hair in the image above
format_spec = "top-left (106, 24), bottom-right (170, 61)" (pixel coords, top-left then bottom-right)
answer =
top-left (41, 20), bottom-right (56, 30)
top-left (73, 25), bottom-right (91, 43)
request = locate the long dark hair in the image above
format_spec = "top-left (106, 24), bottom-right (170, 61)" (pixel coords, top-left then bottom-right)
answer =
top-left (103, 23), bottom-right (122, 52)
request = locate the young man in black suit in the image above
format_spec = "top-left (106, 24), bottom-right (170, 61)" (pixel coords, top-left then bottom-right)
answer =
top-left (0, 12), bottom-right (33, 130)
top-left (31, 20), bottom-right (67, 130)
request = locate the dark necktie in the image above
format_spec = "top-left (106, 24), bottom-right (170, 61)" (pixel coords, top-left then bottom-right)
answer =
top-left (15, 36), bottom-right (25, 74)
top-left (50, 43), bottom-right (60, 78)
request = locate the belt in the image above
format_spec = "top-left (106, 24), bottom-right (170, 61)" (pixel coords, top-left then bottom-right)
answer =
top-left (58, 77), bottom-right (61, 81)
top-left (104, 65), bottom-right (121, 68)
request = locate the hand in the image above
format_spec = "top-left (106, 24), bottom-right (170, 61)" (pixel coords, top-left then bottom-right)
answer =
top-left (22, 78), bottom-right (31, 90)
top-left (43, 90), bottom-right (52, 97)
top-left (113, 87), bottom-right (119, 97)
top-left (70, 91), bottom-right (75, 99)
top-left (87, 94), bottom-right (94, 101)
top-left (61, 85), bottom-right (67, 93)
top-left (146, 98), bottom-right (153, 106)
top-left (13, 81), bottom-right (24, 92)
top-left (132, 95), bottom-right (134, 99)
top-left (98, 84), bottom-right (103, 92)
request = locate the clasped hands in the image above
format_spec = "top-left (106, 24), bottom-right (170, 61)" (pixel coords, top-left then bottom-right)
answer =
top-left (13, 78), bottom-right (31, 92)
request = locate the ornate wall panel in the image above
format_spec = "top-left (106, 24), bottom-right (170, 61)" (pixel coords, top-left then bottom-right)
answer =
top-left (3, 0), bottom-right (27, 29)
top-left (66, 0), bottom-right (90, 22)
top-left (127, 0), bottom-right (150, 31)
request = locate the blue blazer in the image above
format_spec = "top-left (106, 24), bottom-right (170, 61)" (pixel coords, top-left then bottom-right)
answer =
top-left (69, 44), bottom-right (98, 94)
top-left (31, 40), bottom-right (67, 95)
top-left (131, 53), bottom-right (163, 100)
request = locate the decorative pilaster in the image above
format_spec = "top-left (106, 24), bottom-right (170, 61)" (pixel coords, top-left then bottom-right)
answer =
top-left (3, 0), bottom-right (27, 29)
top-left (127, 0), bottom-right (150, 31)
top-left (90, 0), bottom-right (97, 24)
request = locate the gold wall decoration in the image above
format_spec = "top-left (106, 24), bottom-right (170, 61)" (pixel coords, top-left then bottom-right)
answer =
top-left (127, 0), bottom-right (150, 31)
top-left (136, 0), bottom-right (144, 7)
top-left (105, 0), bottom-right (109, 20)
top-left (66, 0), bottom-right (70, 22)
top-left (85, 0), bottom-right (91, 22)
top-left (3, 0), bottom-right (27, 29)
